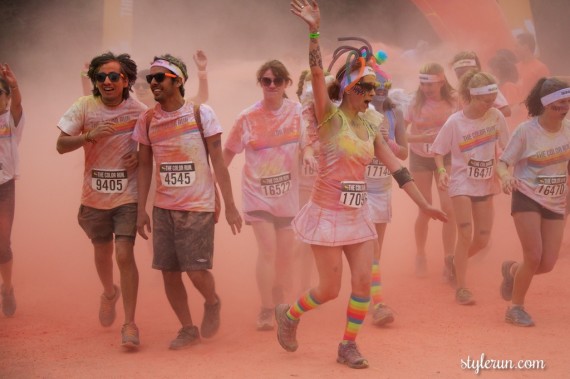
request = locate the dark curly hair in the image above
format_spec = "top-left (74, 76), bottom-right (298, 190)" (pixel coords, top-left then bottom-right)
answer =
top-left (87, 52), bottom-right (137, 100)
top-left (525, 77), bottom-right (569, 117)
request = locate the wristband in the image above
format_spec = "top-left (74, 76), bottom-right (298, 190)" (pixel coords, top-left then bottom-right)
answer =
top-left (309, 32), bottom-right (320, 39)
top-left (392, 167), bottom-right (414, 188)
top-left (437, 167), bottom-right (446, 174)
top-left (197, 71), bottom-right (207, 80)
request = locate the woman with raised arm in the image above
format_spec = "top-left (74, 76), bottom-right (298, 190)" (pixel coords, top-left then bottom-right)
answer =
top-left (278, 0), bottom-right (447, 369)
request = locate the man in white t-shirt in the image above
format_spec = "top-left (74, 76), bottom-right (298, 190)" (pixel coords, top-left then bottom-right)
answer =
top-left (133, 54), bottom-right (242, 350)
top-left (56, 52), bottom-right (147, 349)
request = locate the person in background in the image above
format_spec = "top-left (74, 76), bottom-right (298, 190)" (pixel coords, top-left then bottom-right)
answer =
top-left (497, 78), bottom-right (570, 327)
top-left (56, 52), bottom-right (146, 349)
top-left (0, 64), bottom-right (23, 318)
top-left (515, 33), bottom-right (550, 98)
top-left (489, 49), bottom-right (525, 129)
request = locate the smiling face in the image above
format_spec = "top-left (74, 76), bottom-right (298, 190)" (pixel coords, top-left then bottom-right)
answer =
top-left (94, 61), bottom-right (128, 106)
top-left (148, 66), bottom-right (181, 105)
top-left (420, 80), bottom-right (444, 101)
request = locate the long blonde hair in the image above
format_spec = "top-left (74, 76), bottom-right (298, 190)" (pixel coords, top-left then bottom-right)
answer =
top-left (412, 63), bottom-right (456, 114)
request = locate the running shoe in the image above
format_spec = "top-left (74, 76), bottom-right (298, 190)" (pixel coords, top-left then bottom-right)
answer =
top-left (1, 284), bottom-right (16, 317)
top-left (505, 306), bottom-right (535, 327)
top-left (371, 303), bottom-right (394, 326)
top-left (99, 284), bottom-right (121, 327)
top-left (455, 287), bottom-right (475, 305)
top-left (121, 322), bottom-right (140, 349)
top-left (275, 304), bottom-right (299, 352)
top-left (256, 307), bottom-right (274, 331)
top-left (169, 325), bottom-right (201, 350)
top-left (337, 341), bottom-right (369, 369)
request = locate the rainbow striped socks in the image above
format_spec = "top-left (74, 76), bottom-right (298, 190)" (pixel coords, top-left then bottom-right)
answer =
top-left (343, 294), bottom-right (370, 341)
top-left (287, 291), bottom-right (321, 321)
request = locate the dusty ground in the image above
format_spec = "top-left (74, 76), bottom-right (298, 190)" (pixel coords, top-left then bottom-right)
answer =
top-left (1, 182), bottom-right (568, 378)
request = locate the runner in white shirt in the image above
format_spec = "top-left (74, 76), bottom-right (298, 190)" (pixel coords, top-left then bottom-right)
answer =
top-left (432, 71), bottom-right (509, 305)
top-left (497, 78), bottom-right (570, 327)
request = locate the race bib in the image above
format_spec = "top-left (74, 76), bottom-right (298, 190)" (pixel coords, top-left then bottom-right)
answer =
top-left (302, 162), bottom-right (317, 177)
top-left (160, 162), bottom-right (196, 187)
top-left (423, 143), bottom-right (432, 155)
top-left (467, 159), bottom-right (494, 180)
top-left (339, 181), bottom-right (367, 208)
top-left (91, 169), bottom-right (127, 193)
top-left (535, 175), bottom-right (566, 197)
top-left (366, 158), bottom-right (391, 179)
top-left (261, 172), bottom-right (291, 197)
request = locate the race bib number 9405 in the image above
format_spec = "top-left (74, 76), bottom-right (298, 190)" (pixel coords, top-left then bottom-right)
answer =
top-left (261, 172), bottom-right (291, 197)
top-left (535, 175), bottom-right (566, 197)
top-left (91, 169), bottom-right (127, 193)
top-left (339, 181), bottom-right (367, 208)
top-left (160, 162), bottom-right (196, 187)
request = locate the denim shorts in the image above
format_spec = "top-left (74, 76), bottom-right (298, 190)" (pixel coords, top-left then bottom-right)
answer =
top-left (77, 203), bottom-right (137, 243)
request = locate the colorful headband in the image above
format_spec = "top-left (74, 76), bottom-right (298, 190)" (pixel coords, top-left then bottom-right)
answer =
top-left (469, 84), bottom-right (499, 96)
top-left (150, 60), bottom-right (186, 82)
top-left (341, 61), bottom-right (376, 94)
top-left (419, 73), bottom-right (444, 83)
top-left (452, 59), bottom-right (477, 71)
top-left (541, 88), bottom-right (570, 106)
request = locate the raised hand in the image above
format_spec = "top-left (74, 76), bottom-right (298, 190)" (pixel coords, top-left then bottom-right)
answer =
top-left (290, 0), bottom-right (320, 31)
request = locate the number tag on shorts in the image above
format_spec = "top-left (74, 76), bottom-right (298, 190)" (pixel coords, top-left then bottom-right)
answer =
top-left (366, 157), bottom-right (391, 179)
top-left (261, 172), bottom-right (291, 197)
top-left (423, 143), bottom-right (432, 154)
top-left (91, 169), bottom-right (127, 193)
top-left (535, 175), bottom-right (567, 197)
top-left (467, 159), bottom-right (494, 180)
top-left (339, 181), bottom-right (367, 208)
top-left (160, 162), bottom-right (196, 187)
top-left (302, 162), bottom-right (317, 177)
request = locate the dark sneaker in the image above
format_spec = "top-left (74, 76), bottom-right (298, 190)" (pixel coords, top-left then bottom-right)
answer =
top-left (505, 306), bottom-right (535, 327)
top-left (1, 284), bottom-right (16, 317)
top-left (443, 255), bottom-right (456, 286)
top-left (371, 304), bottom-right (394, 326)
top-left (201, 295), bottom-right (221, 338)
top-left (415, 255), bottom-right (427, 278)
top-left (455, 288), bottom-right (475, 305)
top-left (169, 325), bottom-right (201, 350)
top-left (500, 261), bottom-right (516, 301)
top-left (256, 307), bottom-right (274, 331)
top-left (99, 284), bottom-right (121, 327)
top-left (337, 341), bottom-right (369, 369)
top-left (121, 322), bottom-right (140, 349)
top-left (275, 304), bottom-right (299, 352)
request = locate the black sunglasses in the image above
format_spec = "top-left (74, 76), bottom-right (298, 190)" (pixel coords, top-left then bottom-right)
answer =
top-left (146, 72), bottom-right (177, 84)
top-left (356, 81), bottom-right (379, 92)
top-left (95, 72), bottom-right (124, 83)
top-left (260, 77), bottom-right (285, 87)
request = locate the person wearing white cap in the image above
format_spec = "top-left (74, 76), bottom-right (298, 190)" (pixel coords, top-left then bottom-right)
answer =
top-left (133, 54), bottom-right (242, 349)
top-left (431, 71), bottom-right (509, 306)
top-left (497, 77), bottom-right (570, 327)
top-left (278, 0), bottom-right (447, 369)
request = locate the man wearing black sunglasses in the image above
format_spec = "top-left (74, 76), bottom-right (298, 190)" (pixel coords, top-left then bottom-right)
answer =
top-left (56, 52), bottom-right (147, 350)
top-left (133, 54), bottom-right (242, 350)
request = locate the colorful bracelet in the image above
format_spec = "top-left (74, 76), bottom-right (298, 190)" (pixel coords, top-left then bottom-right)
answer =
top-left (309, 32), bottom-right (320, 39)
top-left (437, 167), bottom-right (446, 174)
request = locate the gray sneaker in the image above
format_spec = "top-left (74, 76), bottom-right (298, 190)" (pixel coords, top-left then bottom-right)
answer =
top-left (99, 284), bottom-right (120, 327)
top-left (1, 284), bottom-right (16, 317)
top-left (505, 306), bottom-right (535, 327)
top-left (201, 295), bottom-right (221, 338)
top-left (371, 304), bottom-right (394, 326)
top-left (169, 325), bottom-right (201, 350)
top-left (500, 261), bottom-right (516, 301)
top-left (275, 304), bottom-right (299, 352)
top-left (337, 341), bottom-right (369, 369)
top-left (415, 255), bottom-right (427, 278)
top-left (455, 288), bottom-right (475, 305)
top-left (121, 322), bottom-right (140, 349)
top-left (256, 307), bottom-right (274, 331)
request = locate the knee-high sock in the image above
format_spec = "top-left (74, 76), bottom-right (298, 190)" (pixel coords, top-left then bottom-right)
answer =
top-left (370, 260), bottom-right (383, 305)
top-left (342, 294), bottom-right (370, 342)
top-left (287, 291), bottom-right (320, 321)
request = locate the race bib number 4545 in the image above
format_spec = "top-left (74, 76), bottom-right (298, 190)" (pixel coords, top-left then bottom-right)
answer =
top-left (160, 162), bottom-right (196, 187)
top-left (339, 181), bottom-right (367, 208)
top-left (91, 169), bottom-right (127, 193)
top-left (261, 172), bottom-right (291, 197)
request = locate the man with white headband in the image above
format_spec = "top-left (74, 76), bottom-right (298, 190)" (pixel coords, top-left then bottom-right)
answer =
top-left (133, 54), bottom-right (242, 350)
top-left (56, 52), bottom-right (147, 349)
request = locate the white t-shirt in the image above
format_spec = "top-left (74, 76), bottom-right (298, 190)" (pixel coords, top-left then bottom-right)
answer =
top-left (0, 110), bottom-right (25, 185)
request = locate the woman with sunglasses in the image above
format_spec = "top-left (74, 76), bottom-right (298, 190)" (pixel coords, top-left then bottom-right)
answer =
top-left (280, 1), bottom-right (446, 369)
top-left (497, 78), bottom-right (570, 327)
top-left (364, 65), bottom-right (407, 327)
top-left (223, 60), bottom-right (302, 331)
top-left (406, 63), bottom-right (459, 280)
top-left (0, 64), bottom-right (23, 317)
top-left (431, 71), bottom-right (509, 305)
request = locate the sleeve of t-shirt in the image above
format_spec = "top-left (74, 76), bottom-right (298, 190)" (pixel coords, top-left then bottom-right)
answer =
top-left (10, 112), bottom-right (25, 144)
top-left (199, 104), bottom-right (223, 138)
top-left (131, 110), bottom-right (151, 145)
top-left (224, 113), bottom-right (246, 154)
top-left (57, 98), bottom-right (86, 136)
top-left (430, 116), bottom-right (454, 156)
top-left (500, 124), bottom-right (526, 166)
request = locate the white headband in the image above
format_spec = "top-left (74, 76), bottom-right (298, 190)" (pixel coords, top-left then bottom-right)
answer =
top-left (150, 59), bottom-right (186, 82)
top-left (419, 73), bottom-right (444, 83)
top-left (540, 88), bottom-right (570, 106)
top-left (452, 59), bottom-right (477, 71)
top-left (469, 84), bottom-right (498, 96)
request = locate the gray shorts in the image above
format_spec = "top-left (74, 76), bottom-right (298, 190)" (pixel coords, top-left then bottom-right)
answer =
top-left (409, 150), bottom-right (451, 172)
top-left (511, 191), bottom-right (564, 220)
top-left (152, 207), bottom-right (215, 272)
top-left (78, 203), bottom-right (137, 244)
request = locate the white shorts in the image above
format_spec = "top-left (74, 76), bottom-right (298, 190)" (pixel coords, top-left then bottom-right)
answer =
top-left (367, 190), bottom-right (392, 224)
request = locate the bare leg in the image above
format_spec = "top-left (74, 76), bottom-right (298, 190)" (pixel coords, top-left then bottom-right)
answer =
top-left (162, 271), bottom-right (193, 326)
top-left (251, 222), bottom-right (278, 308)
top-left (115, 239), bottom-right (138, 324)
